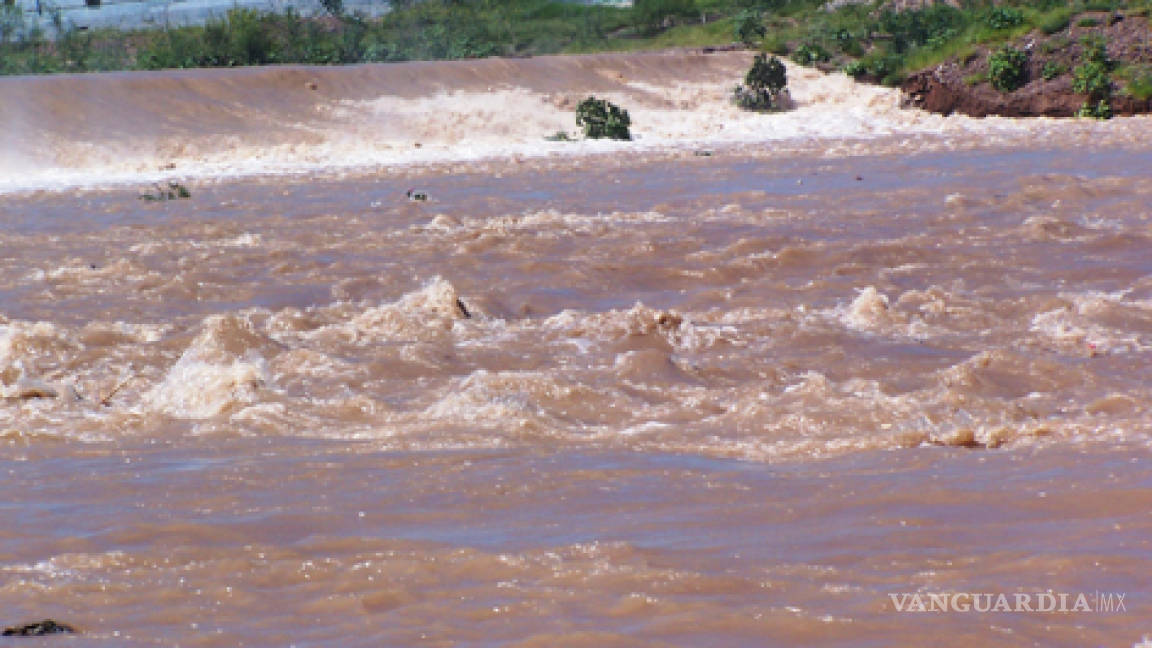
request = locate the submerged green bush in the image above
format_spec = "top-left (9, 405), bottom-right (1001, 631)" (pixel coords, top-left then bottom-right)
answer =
top-left (576, 96), bottom-right (631, 140)
top-left (139, 182), bottom-right (191, 201)
top-left (988, 46), bottom-right (1027, 92)
top-left (733, 53), bottom-right (789, 111)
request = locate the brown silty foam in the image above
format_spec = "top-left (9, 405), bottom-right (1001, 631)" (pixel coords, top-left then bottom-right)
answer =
top-left (1, 51), bottom-right (1151, 647)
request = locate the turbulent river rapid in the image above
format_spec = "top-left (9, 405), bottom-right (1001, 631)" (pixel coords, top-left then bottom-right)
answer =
top-left (2, 50), bottom-right (1151, 646)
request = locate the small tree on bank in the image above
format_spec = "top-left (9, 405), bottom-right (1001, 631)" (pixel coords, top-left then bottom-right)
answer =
top-left (988, 46), bottom-right (1027, 93)
top-left (1073, 35), bottom-right (1113, 119)
top-left (576, 96), bottom-right (632, 140)
top-left (734, 53), bottom-right (790, 111)
top-left (734, 10), bottom-right (766, 47)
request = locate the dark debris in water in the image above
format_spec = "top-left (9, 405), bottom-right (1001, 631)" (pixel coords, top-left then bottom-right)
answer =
top-left (139, 181), bottom-right (191, 202)
top-left (455, 298), bottom-right (472, 319)
top-left (2, 619), bottom-right (76, 636)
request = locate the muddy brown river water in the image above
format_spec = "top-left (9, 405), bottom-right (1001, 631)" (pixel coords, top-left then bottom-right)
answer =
top-left (2, 51), bottom-right (1151, 646)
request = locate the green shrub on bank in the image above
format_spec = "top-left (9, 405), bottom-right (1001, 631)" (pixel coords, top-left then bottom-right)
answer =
top-left (1074, 35), bottom-right (1114, 119)
top-left (1074, 59), bottom-right (1112, 97)
top-left (878, 4), bottom-right (966, 54)
top-left (632, 0), bottom-right (697, 36)
top-left (4, 0), bottom-right (1152, 98)
top-left (1042, 60), bottom-right (1067, 80)
top-left (988, 46), bottom-right (1028, 92)
top-left (1119, 64), bottom-right (1152, 100)
top-left (1125, 75), bottom-right (1152, 100)
top-left (846, 51), bottom-right (907, 86)
top-left (576, 96), bottom-right (631, 140)
top-left (1077, 99), bottom-right (1113, 118)
top-left (790, 42), bottom-right (829, 66)
top-left (734, 10), bottom-right (765, 46)
top-left (985, 7), bottom-right (1024, 31)
top-left (1081, 35), bottom-right (1110, 67)
top-left (770, 0), bottom-right (1149, 94)
top-left (1038, 8), bottom-right (1073, 35)
top-left (762, 33), bottom-right (790, 56)
top-left (1074, 35), bottom-right (1113, 100)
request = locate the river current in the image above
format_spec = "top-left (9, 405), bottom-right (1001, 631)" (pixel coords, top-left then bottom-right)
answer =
top-left (2, 51), bottom-right (1151, 646)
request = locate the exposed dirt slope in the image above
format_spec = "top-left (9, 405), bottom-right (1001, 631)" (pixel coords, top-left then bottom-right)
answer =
top-left (901, 9), bottom-right (1152, 117)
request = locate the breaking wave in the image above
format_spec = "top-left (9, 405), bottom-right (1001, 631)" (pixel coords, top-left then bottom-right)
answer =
top-left (4, 50), bottom-right (1150, 192)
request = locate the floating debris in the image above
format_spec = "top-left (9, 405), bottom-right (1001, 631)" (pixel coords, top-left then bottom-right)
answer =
top-left (455, 297), bottom-right (472, 319)
top-left (139, 182), bottom-right (191, 202)
top-left (2, 379), bottom-right (59, 401)
top-left (99, 372), bottom-right (136, 407)
top-left (406, 189), bottom-right (428, 202)
top-left (2, 619), bottom-right (76, 636)
top-left (545, 131), bottom-right (574, 142)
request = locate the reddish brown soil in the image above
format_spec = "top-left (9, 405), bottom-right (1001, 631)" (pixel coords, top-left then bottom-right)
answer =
top-left (901, 9), bottom-right (1152, 117)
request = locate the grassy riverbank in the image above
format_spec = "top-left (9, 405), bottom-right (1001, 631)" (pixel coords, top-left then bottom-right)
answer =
top-left (2, 0), bottom-right (1151, 111)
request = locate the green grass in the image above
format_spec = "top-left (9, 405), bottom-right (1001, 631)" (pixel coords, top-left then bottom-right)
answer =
top-left (1042, 59), bottom-right (1068, 80)
top-left (1, 0), bottom-right (639, 74)
top-left (3, 0), bottom-right (1152, 88)
top-left (1116, 63), bottom-right (1152, 99)
top-left (564, 17), bottom-right (732, 54)
top-left (1037, 8), bottom-right (1074, 34)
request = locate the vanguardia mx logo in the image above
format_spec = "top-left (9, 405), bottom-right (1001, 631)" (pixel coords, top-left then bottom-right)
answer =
top-left (888, 591), bottom-right (1128, 613)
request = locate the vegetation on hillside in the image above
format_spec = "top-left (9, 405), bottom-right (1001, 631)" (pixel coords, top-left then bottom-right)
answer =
top-left (2, 0), bottom-right (1152, 118)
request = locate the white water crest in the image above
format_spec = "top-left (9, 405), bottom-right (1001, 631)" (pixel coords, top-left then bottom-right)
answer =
top-left (4, 50), bottom-right (1149, 192)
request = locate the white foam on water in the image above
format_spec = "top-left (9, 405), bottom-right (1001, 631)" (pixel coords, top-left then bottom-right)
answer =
top-left (4, 54), bottom-right (1148, 193)
top-left (829, 286), bottom-right (939, 340)
top-left (146, 315), bottom-right (273, 419)
top-left (282, 276), bottom-right (467, 348)
top-left (843, 286), bottom-right (897, 332)
top-left (147, 352), bottom-right (270, 419)
top-left (1030, 290), bottom-right (1152, 355)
